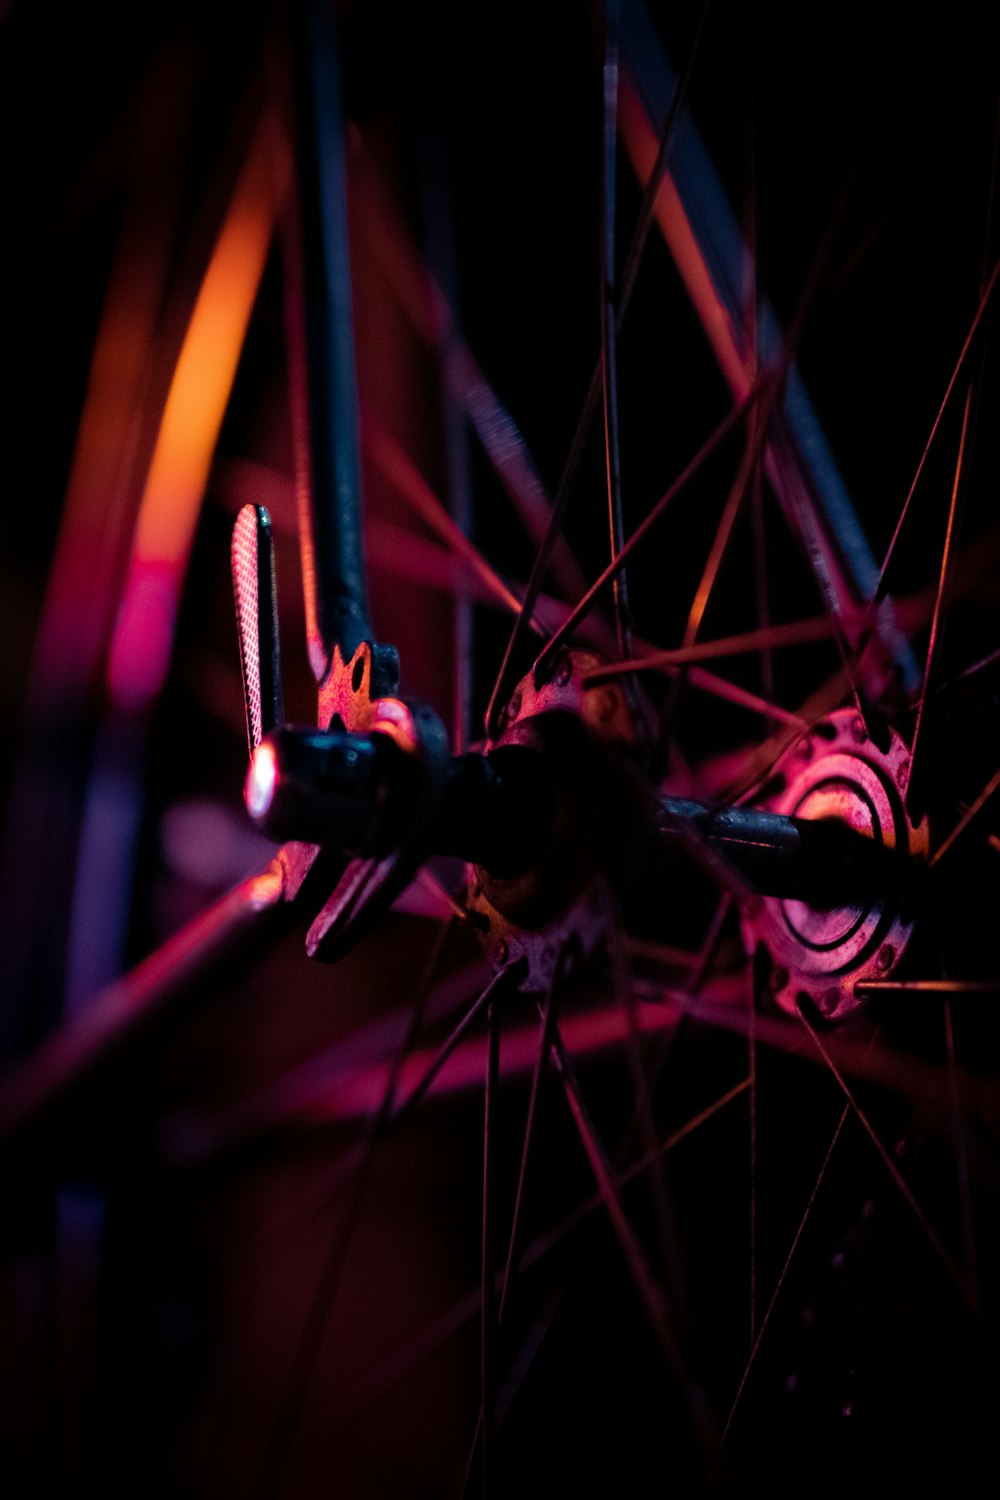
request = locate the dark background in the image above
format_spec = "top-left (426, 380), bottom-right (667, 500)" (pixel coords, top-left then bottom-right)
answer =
top-left (1, 2), bottom-right (999, 1496)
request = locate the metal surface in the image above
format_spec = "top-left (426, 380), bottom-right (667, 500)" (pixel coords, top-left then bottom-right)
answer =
top-left (742, 708), bottom-right (930, 1021)
top-left (283, 0), bottom-right (373, 684)
top-left (231, 503), bottom-right (284, 755)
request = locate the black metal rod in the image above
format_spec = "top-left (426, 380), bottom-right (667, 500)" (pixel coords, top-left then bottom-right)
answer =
top-left (285, 0), bottom-right (371, 680)
top-left (246, 723), bottom-right (905, 911)
top-left (660, 796), bottom-right (899, 909)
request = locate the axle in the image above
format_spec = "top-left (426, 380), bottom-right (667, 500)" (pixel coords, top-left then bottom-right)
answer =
top-left (245, 724), bottom-right (900, 911)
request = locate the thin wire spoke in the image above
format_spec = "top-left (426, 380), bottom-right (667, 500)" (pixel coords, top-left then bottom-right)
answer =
top-left (718, 161), bottom-right (873, 735)
top-left (855, 978), bottom-right (1000, 996)
top-left (907, 385), bottom-right (974, 817)
top-left (532, 380), bottom-right (768, 683)
top-left (605, 895), bottom-right (688, 1322)
top-left (253, 915), bottom-right (458, 1500)
top-left (458, 945), bottom-right (571, 1498)
top-left (717, 1100), bottom-right (850, 1459)
top-left (484, 11), bottom-right (714, 735)
top-left (389, 962), bottom-right (528, 1133)
top-left (655, 425), bottom-right (769, 746)
top-left (936, 642), bottom-right (1000, 695)
top-left (944, 994), bottom-right (980, 1312)
top-left (247, 964), bottom-right (528, 1500)
top-left (596, 896), bottom-right (746, 1401)
top-left (545, 1017), bottom-right (719, 1455)
top-left (617, 0), bottom-right (713, 319)
top-left (747, 967), bottom-right (757, 1347)
top-left (419, 129), bottom-right (476, 752)
top-left (582, 614), bottom-right (836, 678)
top-left (639, 976), bottom-right (997, 1117)
top-left (497, 958), bottom-right (569, 1328)
top-left (660, 67), bottom-right (775, 740)
top-left (587, 635), bottom-right (813, 726)
top-left (600, 0), bottom-right (633, 660)
top-left (362, 408), bottom-right (536, 628)
top-left (605, 895), bottom-right (735, 1227)
top-left (743, 90), bottom-right (776, 731)
top-left (681, 430), bottom-right (758, 653)
top-left (349, 133), bottom-right (589, 605)
top-left (479, 997), bottom-right (499, 1496)
top-left (719, 665), bottom-right (851, 806)
top-left (414, 866), bottom-right (489, 929)
top-left (494, 1282), bottom-right (565, 1431)
top-left (751, 462), bottom-right (777, 728)
top-left (795, 1003), bottom-right (969, 1302)
top-left (657, 798), bottom-right (762, 914)
top-left (865, 251), bottom-right (1000, 613)
top-left (331, 1080), bottom-right (750, 1436)
top-left (928, 763), bottom-right (1000, 868)
top-left (679, 665), bottom-right (808, 727)
top-left (630, 175), bottom-right (844, 739)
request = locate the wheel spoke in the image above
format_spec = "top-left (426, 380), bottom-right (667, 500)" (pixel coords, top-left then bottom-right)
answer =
top-left (8, 5), bottom-right (1000, 1493)
top-left (459, 945), bottom-right (569, 1496)
top-left (795, 1004), bottom-right (970, 1303)
top-left (907, 385), bottom-right (975, 817)
top-left (363, 409), bottom-right (534, 627)
top-left (928, 763), bottom-right (1000, 868)
top-left (865, 252), bottom-right (1000, 614)
top-left (479, 997), bottom-right (500, 1493)
top-left (331, 1078), bottom-right (750, 1438)
top-left (718, 1101), bottom-right (850, 1461)
top-left (582, 614), bottom-right (836, 677)
top-left (419, 135), bottom-right (477, 752)
top-left (600, 0), bottom-right (633, 661)
top-left (483, 7), bottom-right (715, 735)
top-left (350, 135), bottom-right (590, 604)
top-left (253, 916), bottom-right (456, 1500)
top-left (944, 996), bottom-right (981, 1312)
top-left (532, 380), bottom-right (767, 683)
top-left (545, 1016), bottom-right (718, 1452)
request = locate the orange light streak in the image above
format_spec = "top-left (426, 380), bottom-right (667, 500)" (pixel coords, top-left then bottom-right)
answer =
top-left (108, 117), bottom-right (285, 709)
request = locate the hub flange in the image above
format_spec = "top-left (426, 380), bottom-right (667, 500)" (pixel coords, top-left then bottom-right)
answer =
top-left (742, 709), bottom-right (928, 1022)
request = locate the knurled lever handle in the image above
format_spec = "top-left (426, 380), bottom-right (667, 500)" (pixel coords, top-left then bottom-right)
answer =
top-left (231, 503), bottom-right (285, 759)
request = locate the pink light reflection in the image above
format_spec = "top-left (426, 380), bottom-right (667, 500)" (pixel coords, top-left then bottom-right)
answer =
top-left (106, 116), bottom-right (285, 711)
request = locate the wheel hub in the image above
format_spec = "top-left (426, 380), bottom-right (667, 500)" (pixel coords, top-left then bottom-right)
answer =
top-left (742, 709), bottom-right (929, 1021)
top-left (470, 649), bottom-right (654, 989)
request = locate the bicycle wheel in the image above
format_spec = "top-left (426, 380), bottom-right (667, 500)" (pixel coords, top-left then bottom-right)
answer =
top-left (2, 2), bottom-right (999, 1497)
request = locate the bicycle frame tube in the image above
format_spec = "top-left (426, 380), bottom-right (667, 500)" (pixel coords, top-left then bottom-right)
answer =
top-left (619, 0), bottom-right (920, 697)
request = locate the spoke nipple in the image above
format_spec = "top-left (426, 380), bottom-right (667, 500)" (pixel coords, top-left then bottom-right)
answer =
top-left (894, 1138), bottom-right (907, 1159)
top-left (553, 652), bottom-right (573, 687)
top-left (795, 735), bottom-right (812, 761)
top-left (507, 690), bottom-right (521, 722)
top-left (495, 703), bottom-right (508, 735)
top-left (495, 938), bottom-right (509, 965)
top-left (817, 988), bottom-right (840, 1016)
top-left (769, 965), bottom-right (789, 993)
top-left (875, 944), bottom-right (895, 973)
top-left (851, 714), bottom-right (867, 744)
top-left (896, 757), bottom-right (910, 789)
